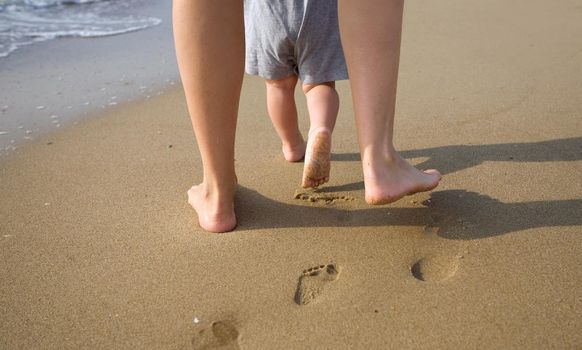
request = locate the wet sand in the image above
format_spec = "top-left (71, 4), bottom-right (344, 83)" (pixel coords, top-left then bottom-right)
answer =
top-left (0, 0), bottom-right (178, 155)
top-left (1, 0), bottom-right (581, 348)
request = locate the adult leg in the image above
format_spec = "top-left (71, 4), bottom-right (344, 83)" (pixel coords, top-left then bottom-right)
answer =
top-left (301, 82), bottom-right (339, 188)
top-left (173, 0), bottom-right (244, 232)
top-left (265, 75), bottom-right (306, 162)
top-left (338, 0), bottom-right (440, 204)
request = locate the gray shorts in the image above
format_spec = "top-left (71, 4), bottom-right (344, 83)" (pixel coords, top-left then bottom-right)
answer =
top-left (244, 0), bottom-right (348, 84)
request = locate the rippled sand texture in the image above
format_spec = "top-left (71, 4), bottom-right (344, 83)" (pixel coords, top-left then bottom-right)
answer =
top-left (1, 0), bottom-right (581, 348)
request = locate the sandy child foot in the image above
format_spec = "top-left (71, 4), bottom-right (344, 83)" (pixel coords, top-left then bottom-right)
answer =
top-left (295, 263), bottom-right (340, 305)
top-left (302, 129), bottom-right (331, 188)
top-left (187, 185), bottom-right (237, 233)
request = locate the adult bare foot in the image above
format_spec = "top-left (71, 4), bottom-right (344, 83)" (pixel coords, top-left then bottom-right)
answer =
top-left (302, 128), bottom-right (332, 188)
top-left (282, 140), bottom-right (306, 162)
top-left (187, 183), bottom-right (237, 233)
top-left (363, 152), bottom-right (441, 205)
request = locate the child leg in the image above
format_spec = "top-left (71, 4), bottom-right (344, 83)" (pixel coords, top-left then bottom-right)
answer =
top-left (265, 75), bottom-right (306, 162)
top-left (301, 82), bottom-right (340, 188)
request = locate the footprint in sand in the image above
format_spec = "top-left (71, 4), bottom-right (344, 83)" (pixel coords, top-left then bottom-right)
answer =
top-left (295, 264), bottom-right (340, 305)
top-left (294, 189), bottom-right (354, 205)
top-left (191, 320), bottom-right (240, 350)
top-left (410, 255), bottom-right (460, 282)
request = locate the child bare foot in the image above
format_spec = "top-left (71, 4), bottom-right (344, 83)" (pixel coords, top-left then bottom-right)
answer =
top-left (282, 140), bottom-right (307, 162)
top-left (302, 128), bottom-right (332, 188)
top-left (364, 153), bottom-right (441, 205)
top-left (187, 183), bottom-right (237, 233)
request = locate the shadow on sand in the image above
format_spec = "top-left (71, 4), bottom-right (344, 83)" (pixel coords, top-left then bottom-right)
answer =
top-left (235, 187), bottom-right (581, 240)
top-left (234, 137), bottom-right (581, 239)
top-left (325, 137), bottom-right (582, 192)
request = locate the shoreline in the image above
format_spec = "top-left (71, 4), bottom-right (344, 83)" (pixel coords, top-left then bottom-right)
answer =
top-left (0, 0), bottom-right (178, 156)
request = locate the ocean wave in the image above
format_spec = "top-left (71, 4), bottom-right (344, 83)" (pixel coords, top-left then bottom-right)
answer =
top-left (2, 0), bottom-right (101, 9)
top-left (0, 0), bottom-right (161, 58)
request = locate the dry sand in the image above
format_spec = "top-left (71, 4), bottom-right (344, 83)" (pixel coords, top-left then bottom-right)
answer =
top-left (1, 0), bottom-right (581, 348)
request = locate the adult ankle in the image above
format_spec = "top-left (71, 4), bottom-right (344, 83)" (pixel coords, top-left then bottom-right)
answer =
top-left (202, 175), bottom-right (237, 195)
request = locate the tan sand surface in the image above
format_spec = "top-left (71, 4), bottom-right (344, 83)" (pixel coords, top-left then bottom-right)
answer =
top-left (1, 0), bottom-right (581, 348)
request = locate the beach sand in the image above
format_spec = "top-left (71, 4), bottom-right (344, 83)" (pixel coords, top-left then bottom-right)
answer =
top-left (1, 0), bottom-right (581, 348)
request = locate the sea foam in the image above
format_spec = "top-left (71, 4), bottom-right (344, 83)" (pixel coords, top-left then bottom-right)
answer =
top-left (0, 0), bottom-right (161, 58)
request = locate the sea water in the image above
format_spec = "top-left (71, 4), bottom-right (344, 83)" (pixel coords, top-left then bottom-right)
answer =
top-left (0, 0), bottom-right (161, 58)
